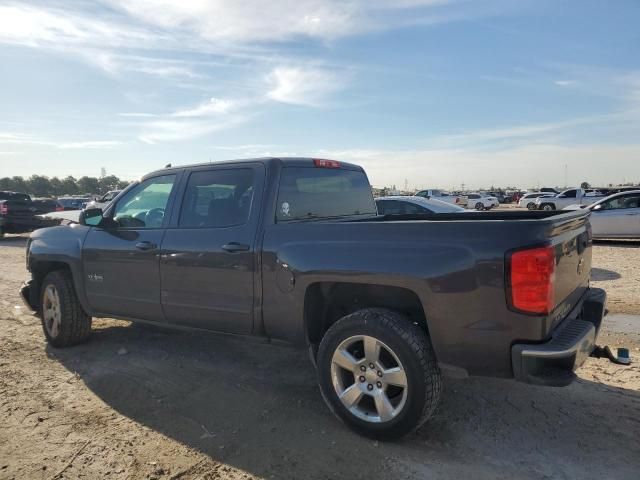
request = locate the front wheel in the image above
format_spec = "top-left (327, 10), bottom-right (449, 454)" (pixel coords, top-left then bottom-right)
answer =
top-left (40, 270), bottom-right (92, 348)
top-left (541, 203), bottom-right (555, 211)
top-left (526, 202), bottom-right (537, 210)
top-left (317, 308), bottom-right (442, 440)
top-left (475, 202), bottom-right (485, 210)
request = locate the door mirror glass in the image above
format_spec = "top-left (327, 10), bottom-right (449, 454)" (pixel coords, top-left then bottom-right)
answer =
top-left (591, 204), bottom-right (602, 212)
top-left (80, 207), bottom-right (104, 226)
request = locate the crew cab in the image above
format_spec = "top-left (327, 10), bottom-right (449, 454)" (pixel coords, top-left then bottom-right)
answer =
top-left (536, 188), bottom-right (605, 211)
top-left (0, 191), bottom-right (57, 238)
top-left (21, 157), bottom-right (607, 439)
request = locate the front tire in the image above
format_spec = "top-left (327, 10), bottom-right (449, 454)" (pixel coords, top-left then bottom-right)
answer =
top-left (541, 203), bottom-right (555, 211)
top-left (40, 270), bottom-right (92, 348)
top-left (317, 308), bottom-right (442, 440)
top-left (475, 202), bottom-right (485, 211)
top-left (526, 202), bottom-right (536, 210)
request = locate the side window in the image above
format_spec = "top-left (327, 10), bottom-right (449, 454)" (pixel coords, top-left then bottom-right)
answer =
top-left (113, 175), bottom-right (176, 229)
top-left (179, 168), bottom-right (255, 228)
top-left (601, 195), bottom-right (640, 210)
top-left (564, 190), bottom-right (577, 198)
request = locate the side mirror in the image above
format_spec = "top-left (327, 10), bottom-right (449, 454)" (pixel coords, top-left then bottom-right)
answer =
top-left (591, 204), bottom-right (603, 212)
top-left (80, 207), bottom-right (104, 226)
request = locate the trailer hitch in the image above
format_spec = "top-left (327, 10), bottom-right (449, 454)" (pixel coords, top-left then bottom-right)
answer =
top-left (590, 345), bottom-right (631, 365)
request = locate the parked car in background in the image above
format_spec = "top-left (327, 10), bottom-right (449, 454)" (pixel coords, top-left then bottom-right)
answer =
top-left (20, 157), bottom-right (606, 439)
top-left (486, 191), bottom-right (506, 203)
top-left (0, 192), bottom-right (57, 238)
top-left (535, 188), bottom-right (605, 211)
top-left (564, 190), bottom-right (640, 239)
top-left (376, 196), bottom-right (466, 214)
top-left (518, 192), bottom-right (555, 210)
top-left (540, 187), bottom-right (560, 194)
top-left (414, 189), bottom-right (467, 207)
top-left (466, 193), bottom-right (499, 210)
top-left (86, 190), bottom-right (122, 210)
top-left (57, 197), bottom-right (91, 211)
top-left (31, 198), bottom-right (64, 213)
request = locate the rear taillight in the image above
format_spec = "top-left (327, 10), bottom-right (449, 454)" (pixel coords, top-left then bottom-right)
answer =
top-left (509, 245), bottom-right (556, 314)
top-left (0, 203), bottom-right (8, 215)
top-left (55, 204), bottom-right (64, 212)
top-left (313, 158), bottom-right (341, 168)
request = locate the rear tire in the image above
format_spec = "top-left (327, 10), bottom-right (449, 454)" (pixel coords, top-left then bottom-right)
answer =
top-left (40, 270), bottom-right (92, 348)
top-left (317, 308), bottom-right (442, 440)
top-left (475, 202), bottom-right (485, 211)
top-left (541, 203), bottom-right (555, 211)
top-left (526, 202), bottom-right (536, 210)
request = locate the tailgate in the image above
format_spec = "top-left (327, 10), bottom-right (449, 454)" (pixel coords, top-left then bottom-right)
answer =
top-left (547, 212), bottom-right (592, 327)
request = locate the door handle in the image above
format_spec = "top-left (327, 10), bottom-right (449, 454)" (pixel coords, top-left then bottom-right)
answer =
top-left (222, 242), bottom-right (250, 253)
top-left (135, 241), bottom-right (158, 251)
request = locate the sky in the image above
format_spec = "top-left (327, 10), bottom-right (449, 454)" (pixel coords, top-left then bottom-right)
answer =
top-left (0, 0), bottom-right (639, 190)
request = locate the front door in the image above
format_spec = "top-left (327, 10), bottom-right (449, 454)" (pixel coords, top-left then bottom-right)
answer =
top-left (160, 165), bottom-right (264, 334)
top-left (83, 174), bottom-right (178, 321)
top-left (591, 193), bottom-right (640, 237)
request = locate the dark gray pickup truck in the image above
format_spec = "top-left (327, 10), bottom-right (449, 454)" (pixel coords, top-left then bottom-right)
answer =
top-left (20, 157), bottom-right (607, 439)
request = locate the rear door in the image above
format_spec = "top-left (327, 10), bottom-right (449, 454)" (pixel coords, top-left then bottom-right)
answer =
top-left (159, 164), bottom-right (264, 334)
top-left (83, 174), bottom-right (178, 321)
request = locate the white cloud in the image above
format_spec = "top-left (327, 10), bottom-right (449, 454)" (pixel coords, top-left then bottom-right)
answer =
top-left (266, 66), bottom-right (344, 106)
top-left (554, 80), bottom-right (576, 87)
top-left (171, 98), bottom-right (237, 117)
top-left (105, 0), bottom-right (449, 43)
top-left (56, 141), bottom-right (122, 149)
top-left (138, 117), bottom-right (248, 144)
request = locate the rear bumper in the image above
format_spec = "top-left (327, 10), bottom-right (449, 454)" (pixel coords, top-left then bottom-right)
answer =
top-left (511, 288), bottom-right (607, 387)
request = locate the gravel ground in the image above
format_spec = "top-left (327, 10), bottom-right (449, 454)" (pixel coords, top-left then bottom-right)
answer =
top-left (0, 234), bottom-right (639, 480)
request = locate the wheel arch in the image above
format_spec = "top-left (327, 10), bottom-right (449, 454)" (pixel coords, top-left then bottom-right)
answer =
top-left (304, 282), bottom-right (431, 349)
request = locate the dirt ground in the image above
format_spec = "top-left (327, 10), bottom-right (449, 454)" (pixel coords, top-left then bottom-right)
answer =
top-left (1, 235), bottom-right (639, 480)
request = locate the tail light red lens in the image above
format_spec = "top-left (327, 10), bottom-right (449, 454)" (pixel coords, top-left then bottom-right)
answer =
top-left (55, 204), bottom-right (64, 212)
top-left (313, 159), bottom-right (341, 168)
top-left (0, 203), bottom-right (8, 215)
top-left (509, 246), bottom-right (556, 314)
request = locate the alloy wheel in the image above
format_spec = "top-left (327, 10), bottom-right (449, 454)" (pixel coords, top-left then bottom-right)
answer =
top-left (330, 335), bottom-right (408, 423)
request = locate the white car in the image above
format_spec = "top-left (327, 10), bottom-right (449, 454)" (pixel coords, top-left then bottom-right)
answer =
top-left (518, 192), bottom-right (555, 210)
top-left (564, 190), bottom-right (640, 239)
top-left (466, 193), bottom-right (499, 210)
top-left (414, 189), bottom-right (467, 207)
top-left (376, 196), bottom-right (467, 214)
top-left (86, 190), bottom-right (122, 210)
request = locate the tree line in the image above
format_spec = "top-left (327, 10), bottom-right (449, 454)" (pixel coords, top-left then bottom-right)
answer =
top-left (0, 175), bottom-right (131, 198)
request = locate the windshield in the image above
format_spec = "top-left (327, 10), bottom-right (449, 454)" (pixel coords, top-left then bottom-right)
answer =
top-left (276, 167), bottom-right (376, 222)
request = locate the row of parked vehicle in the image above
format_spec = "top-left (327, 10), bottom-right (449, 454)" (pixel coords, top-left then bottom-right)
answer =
top-left (411, 190), bottom-right (500, 210)
top-left (0, 190), bottom-right (121, 238)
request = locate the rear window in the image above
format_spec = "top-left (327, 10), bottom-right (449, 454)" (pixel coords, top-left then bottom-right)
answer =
top-left (276, 167), bottom-right (376, 221)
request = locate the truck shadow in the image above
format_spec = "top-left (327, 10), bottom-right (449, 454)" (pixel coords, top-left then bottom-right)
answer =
top-left (0, 235), bottom-right (28, 248)
top-left (49, 321), bottom-right (640, 479)
top-left (591, 267), bottom-right (622, 281)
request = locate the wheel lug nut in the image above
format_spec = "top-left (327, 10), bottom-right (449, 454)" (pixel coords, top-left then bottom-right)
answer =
top-left (359, 376), bottom-right (365, 383)
top-left (377, 370), bottom-right (383, 377)
top-left (360, 365), bottom-right (366, 372)
top-left (367, 384), bottom-right (373, 391)
top-left (369, 363), bottom-right (375, 369)
top-left (377, 381), bottom-right (382, 388)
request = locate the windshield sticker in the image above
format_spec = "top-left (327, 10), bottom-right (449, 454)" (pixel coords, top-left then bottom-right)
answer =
top-left (281, 202), bottom-right (290, 217)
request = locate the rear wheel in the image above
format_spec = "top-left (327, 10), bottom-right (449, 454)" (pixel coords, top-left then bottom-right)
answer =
top-left (526, 202), bottom-right (537, 210)
top-left (541, 203), bottom-right (555, 211)
top-left (40, 270), bottom-right (92, 347)
top-left (475, 202), bottom-right (485, 210)
top-left (317, 308), bottom-right (442, 440)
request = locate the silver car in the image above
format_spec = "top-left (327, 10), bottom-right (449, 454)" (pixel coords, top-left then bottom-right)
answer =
top-left (376, 195), bottom-right (467, 214)
top-left (564, 190), bottom-right (640, 238)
